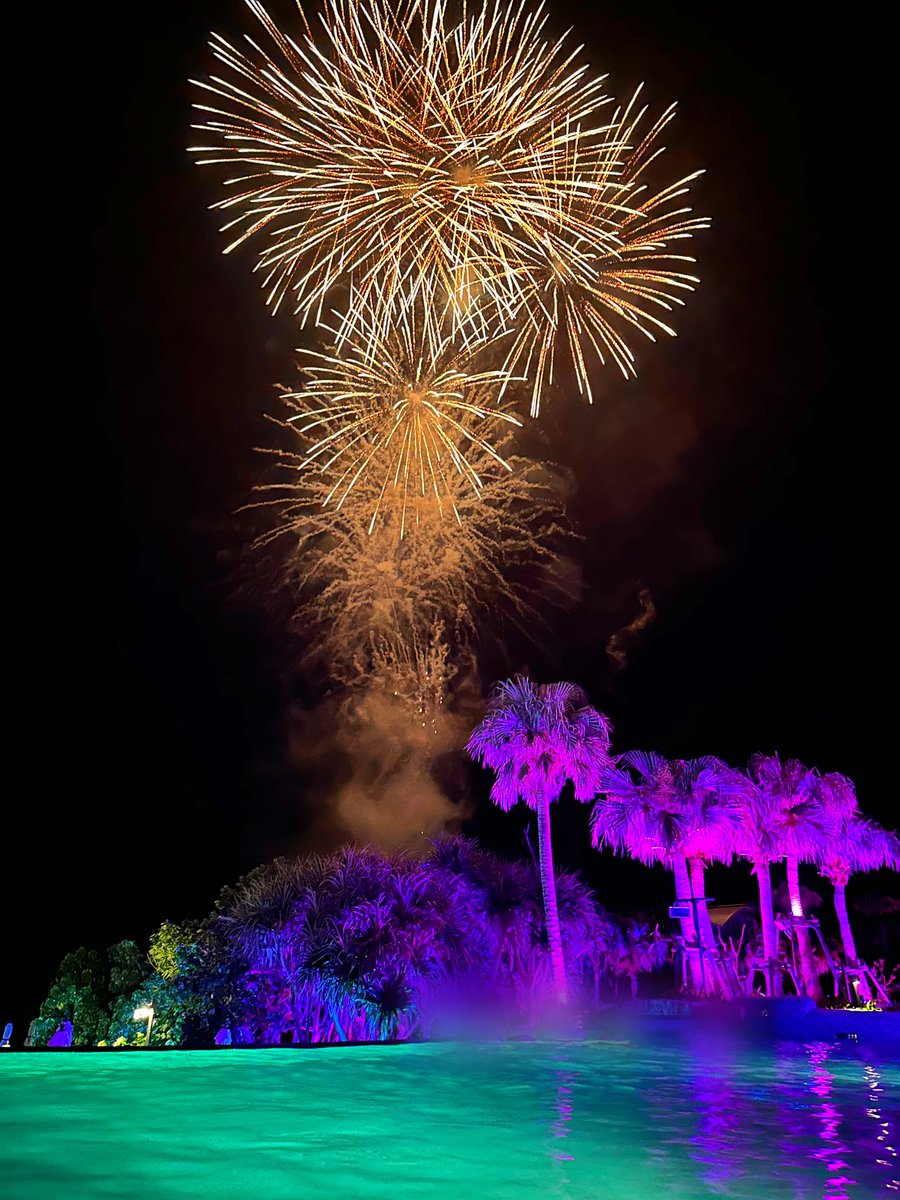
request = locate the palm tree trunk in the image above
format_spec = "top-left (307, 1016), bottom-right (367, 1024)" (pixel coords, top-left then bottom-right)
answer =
top-left (536, 789), bottom-right (568, 1005)
top-left (754, 859), bottom-right (783, 997)
top-left (786, 856), bottom-right (824, 1003)
top-left (833, 881), bottom-right (857, 961)
top-left (833, 880), bottom-right (871, 1003)
top-left (672, 855), bottom-right (704, 992)
top-left (689, 859), bottom-right (733, 999)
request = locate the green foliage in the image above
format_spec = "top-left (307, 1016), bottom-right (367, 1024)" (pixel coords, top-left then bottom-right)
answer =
top-left (105, 918), bottom-right (252, 1046)
top-left (35, 841), bottom-right (674, 1048)
top-left (32, 948), bottom-right (109, 1047)
top-left (149, 921), bottom-right (200, 981)
top-left (107, 940), bottom-right (146, 998)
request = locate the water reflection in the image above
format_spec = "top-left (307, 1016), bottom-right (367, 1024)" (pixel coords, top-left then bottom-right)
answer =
top-left (666, 1033), bottom-right (898, 1198)
top-left (685, 1039), bottom-right (743, 1194)
top-left (3, 1038), bottom-right (897, 1200)
top-left (551, 1068), bottom-right (575, 1162)
top-left (806, 1042), bottom-right (856, 1200)
top-left (864, 1062), bottom-right (899, 1192)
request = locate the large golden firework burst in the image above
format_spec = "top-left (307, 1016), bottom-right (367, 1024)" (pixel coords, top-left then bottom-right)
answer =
top-left (266, 301), bottom-right (521, 536)
top-left (191, 0), bottom-right (611, 324)
top-left (191, 0), bottom-right (706, 416)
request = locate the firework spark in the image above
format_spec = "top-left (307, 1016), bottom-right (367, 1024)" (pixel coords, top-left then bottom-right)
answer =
top-left (500, 88), bottom-right (709, 415)
top-left (270, 302), bottom-right (521, 536)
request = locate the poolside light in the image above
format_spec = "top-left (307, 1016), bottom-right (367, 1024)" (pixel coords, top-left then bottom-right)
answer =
top-left (133, 1003), bottom-right (155, 1045)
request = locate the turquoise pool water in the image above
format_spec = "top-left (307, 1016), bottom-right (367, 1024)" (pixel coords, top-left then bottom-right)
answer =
top-left (1, 1036), bottom-right (897, 1198)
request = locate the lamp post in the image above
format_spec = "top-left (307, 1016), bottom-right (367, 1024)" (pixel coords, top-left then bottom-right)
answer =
top-left (133, 1003), bottom-right (155, 1046)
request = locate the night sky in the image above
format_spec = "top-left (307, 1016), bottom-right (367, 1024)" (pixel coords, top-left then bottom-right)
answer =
top-left (6, 1), bottom-right (895, 1034)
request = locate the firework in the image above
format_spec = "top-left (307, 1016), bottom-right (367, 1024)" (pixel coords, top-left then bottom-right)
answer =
top-left (190, 0), bottom-right (612, 328)
top-left (250, 417), bottom-right (571, 683)
top-left (192, 0), bottom-right (706, 414)
top-left (500, 89), bottom-right (709, 415)
top-left (270, 301), bottom-right (521, 537)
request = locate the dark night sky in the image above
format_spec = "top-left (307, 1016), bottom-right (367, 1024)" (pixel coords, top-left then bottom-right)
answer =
top-left (5, 1), bottom-right (896, 1032)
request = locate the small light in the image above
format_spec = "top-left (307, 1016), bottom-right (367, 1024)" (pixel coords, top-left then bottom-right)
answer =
top-left (133, 1003), bottom-right (155, 1045)
top-left (791, 900), bottom-right (803, 918)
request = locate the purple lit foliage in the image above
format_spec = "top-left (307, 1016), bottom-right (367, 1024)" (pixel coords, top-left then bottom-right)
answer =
top-left (219, 840), bottom-right (624, 1043)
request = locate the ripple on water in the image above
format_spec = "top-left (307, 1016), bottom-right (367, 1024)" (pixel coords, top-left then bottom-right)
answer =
top-left (1, 1037), bottom-right (897, 1199)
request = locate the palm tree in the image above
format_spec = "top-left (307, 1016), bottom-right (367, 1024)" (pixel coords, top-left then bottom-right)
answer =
top-left (592, 751), bottom-right (696, 987)
top-left (814, 779), bottom-right (900, 1001)
top-left (677, 757), bottom-right (742, 999)
top-left (748, 754), bottom-right (827, 1003)
top-left (731, 771), bottom-right (786, 996)
top-left (591, 751), bottom-right (732, 996)
top-left (466, 677), bottom-right (612, 1004)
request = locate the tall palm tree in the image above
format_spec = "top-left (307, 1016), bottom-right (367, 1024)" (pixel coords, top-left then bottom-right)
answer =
top-left (814, 779), bottom-right (900, 1000)
top-left (466, 677), bottom-right (612, 1004)
top-left (591, 751), bottom-right (733, 996)
top-left (731, 771), bottom-right (786, 996)
top-left (677, 757), bottom-right (742, 999)
top-left (749, 754), bottom-right (827, 1003)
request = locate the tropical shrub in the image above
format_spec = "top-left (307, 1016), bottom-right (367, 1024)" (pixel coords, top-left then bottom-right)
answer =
top-left (32, 948), bottom-right (110, 1046)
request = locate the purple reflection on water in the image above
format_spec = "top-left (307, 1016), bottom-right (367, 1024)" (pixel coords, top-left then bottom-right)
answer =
top-left (775, 1039), bottom-right (900, 1197)
top-left (551, 1068), bottom-right (575, 1162)
top-left (807, 1042), bottom-right (856, 1199)
top-left (642, 1030), bottom-right (899, 1196)
top-left (686, 1042), bottom-right (743, 1192)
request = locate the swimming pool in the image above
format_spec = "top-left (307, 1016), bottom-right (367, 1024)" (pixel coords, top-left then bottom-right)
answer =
top-left (1, 1035), bottom-right (896, 1198)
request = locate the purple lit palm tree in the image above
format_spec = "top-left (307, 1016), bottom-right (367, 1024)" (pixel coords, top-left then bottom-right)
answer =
top-left (466, 677), bottom-right (612, 1004)
top-left (591, 752), bottom-right (734, 996)
top-left (221, 854), bottom-right (346, 1040)
top-left (814, 776), bottom-right (899, 1000)
top-left (748, 754), bottom-right (827, 1003)
top-left (591, 751), bottom-right (696, 986)
top-left (678, 757), bottom-right (742, 999)
top-left (731, 772), bottom-right (786, 996)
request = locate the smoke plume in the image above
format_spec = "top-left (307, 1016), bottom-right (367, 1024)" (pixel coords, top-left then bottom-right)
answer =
top-left (605, 588), bottom-right (657, 671)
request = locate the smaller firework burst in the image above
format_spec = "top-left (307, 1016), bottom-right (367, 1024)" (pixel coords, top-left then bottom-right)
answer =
top-left (248, 413), bottom-right (572, 684)
top-left (275, 301), bottom-right (522, 537)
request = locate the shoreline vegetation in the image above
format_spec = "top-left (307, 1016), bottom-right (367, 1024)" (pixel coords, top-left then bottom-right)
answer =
top-left (23, 829), bottom-right (898, 1053)
top-left (20, 672), bottom-right (899, 1054)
